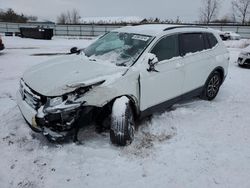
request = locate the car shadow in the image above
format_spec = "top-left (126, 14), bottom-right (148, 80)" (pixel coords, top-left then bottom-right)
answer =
top-left (0, 52), bottom-right (6, 56)
top-left (31, 53), bottom-right (70, 56)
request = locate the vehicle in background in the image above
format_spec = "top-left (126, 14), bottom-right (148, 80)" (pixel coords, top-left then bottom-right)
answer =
top-left (214, 29), bottom-right (230, 41)
top-left (224, 31), bottom-right (241, 40)
top-left (0, 36), bottom-right (4, 51)
top-left (238, 45), bottom-right (250, 67)
top-left (211, 29), bottom-right (241, 41)
top-left (17, 25), bottom-right (229, 146)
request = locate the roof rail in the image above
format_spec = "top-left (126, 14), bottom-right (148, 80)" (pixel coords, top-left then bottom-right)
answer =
top-left (163, 25), bottom-right (208, 31)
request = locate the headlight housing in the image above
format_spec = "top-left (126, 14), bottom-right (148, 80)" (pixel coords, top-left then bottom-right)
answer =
top-left (48, 97), bottom-right (63, 107)
top-left (44, 96), bottom-right (83, 114)
top-left (42, 81), bottom-right (104, 114)
top-left (44, 93), bottom-right (84, 114)
top-left (46, 86), bottom-right (88, 108)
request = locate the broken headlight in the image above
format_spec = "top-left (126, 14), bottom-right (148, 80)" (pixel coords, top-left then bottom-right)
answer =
top-left (44, 93), bottom-right (84, 114)
top-left (42, 81), bottom-right (104, 114)
top-left (48, 97), bottom-right (63, 107)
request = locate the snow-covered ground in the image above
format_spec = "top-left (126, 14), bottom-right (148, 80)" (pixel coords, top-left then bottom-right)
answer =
top-left (0, 36), bottom-right (250, 188)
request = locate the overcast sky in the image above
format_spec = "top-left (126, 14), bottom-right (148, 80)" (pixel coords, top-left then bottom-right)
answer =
top-left (0, 0), bottom-right (232, 22)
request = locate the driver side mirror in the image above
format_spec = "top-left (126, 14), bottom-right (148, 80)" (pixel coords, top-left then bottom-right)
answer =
top-left (146, 53), bottom-right (159, 72)
top-left (70, 47), bottom-right (80, 54)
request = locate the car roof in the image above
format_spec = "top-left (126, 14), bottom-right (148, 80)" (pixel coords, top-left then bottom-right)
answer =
top-left (113, 24), bottom-right (211, 36)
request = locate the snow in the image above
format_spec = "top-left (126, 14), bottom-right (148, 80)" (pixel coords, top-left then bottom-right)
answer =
top-left (111, 96), bottom-right (129, 118)
top-left (1, 36), bottom-right (250, 188)
top-left (80, 16), bottom-right (144, 24)
top-left (114, 24), bottom-right (180, 36)
top-left (240, 43), bottom-right (250, 53)
top-left (224, 39), bottom-right (250, 49)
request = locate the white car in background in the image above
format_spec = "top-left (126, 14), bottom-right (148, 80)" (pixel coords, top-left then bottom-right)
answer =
top-left (17, 25), bottom-right (229, 146)
top-left (212, 29), bottom-right (241, 40)
top-left (225, 31), bottom-right (241, 40)
top-left (238, 45), bottom-right (250, 67)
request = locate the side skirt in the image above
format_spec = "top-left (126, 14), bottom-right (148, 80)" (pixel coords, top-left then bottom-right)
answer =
top-left (139, 86), bottom-right (203, 119)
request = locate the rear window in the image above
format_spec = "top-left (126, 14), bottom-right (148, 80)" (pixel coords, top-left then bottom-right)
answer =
top-left (180, 33), bottom-right (205, 56)
top-left (203, 33), bottom-right (210, 50)
top-left (207, 33), bottom-right (218, 48)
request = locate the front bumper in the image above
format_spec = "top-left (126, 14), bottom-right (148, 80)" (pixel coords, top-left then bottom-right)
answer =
top-left (17, 90), bottom-right (37, 127)
top-left (17, 91), bottom-right (87, 141)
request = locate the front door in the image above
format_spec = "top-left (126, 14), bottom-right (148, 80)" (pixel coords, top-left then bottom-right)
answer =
top-left (140, 34), bottom-right (185, 111)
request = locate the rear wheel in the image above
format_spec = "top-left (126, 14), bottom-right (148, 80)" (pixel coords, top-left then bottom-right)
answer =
top-left (201, 71), bottom-right (222, 101)
top-left (110, 96), bottom-right (135, 146)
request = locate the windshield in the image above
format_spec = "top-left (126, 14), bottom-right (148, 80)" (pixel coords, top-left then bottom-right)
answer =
top-left (84, 32), bottom-right (153, 67)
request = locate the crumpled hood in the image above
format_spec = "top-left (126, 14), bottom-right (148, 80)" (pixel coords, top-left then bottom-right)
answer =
top-left (23, 55), bottom-right (126, 96)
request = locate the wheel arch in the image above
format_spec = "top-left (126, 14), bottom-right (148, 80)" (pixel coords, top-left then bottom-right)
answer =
top-left (205, 66), bottom-right (225, 85)
top-left (212, 66), bottom-right (225, 81)
top-left (201, 66), bottom-right (224, 101)
top-left (104, 95), bottom-right (140, 119)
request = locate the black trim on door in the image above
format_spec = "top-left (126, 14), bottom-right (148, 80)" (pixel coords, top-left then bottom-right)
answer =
top-left (139, 86), bottom-right (203, 119)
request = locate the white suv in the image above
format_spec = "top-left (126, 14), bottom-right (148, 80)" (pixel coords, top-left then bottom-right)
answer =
top-left (17, 24), bottom-right (229, 146)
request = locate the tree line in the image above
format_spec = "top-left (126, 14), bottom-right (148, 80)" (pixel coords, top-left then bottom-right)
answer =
top-left (0, 8), bottom-right (37, 23)
top-left (200, 0), bottom-right (250, 24)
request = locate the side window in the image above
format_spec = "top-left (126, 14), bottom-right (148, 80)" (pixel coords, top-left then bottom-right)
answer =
top-left (207, 33), bottom-right (218, 48)
top-left (203, 33), bottom-right (210, 50)
top-left (151, 35), bottom-right (179, 62)
top-left (180, 33), bottom-right (205, 56)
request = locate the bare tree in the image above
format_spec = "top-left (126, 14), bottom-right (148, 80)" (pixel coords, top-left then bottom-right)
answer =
top-left (0, 8), bottom-right (34, 23)
top-left (27, 15), bottom-right (38, 22)
top-left (200, 0), bottom-right (221, 24)
top-left (232, 0), bottom-right (250, 24)
top-left (57, 12), bottom-right (67, 24)
top-left (71, 9), bottom-right (80, 24)
top-left (57, 9), bottom-right (81, 24)
top-left (66, 11), bottom-right (72, 24)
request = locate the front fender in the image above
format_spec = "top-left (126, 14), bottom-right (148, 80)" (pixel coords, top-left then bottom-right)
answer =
top-left (81, 71), bottom-right (140, 109)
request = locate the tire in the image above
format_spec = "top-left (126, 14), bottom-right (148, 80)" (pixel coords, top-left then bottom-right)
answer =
top-left (201, 71), bottom-right (222, 101)
top-left (110, 96), bottom-right (135, 146)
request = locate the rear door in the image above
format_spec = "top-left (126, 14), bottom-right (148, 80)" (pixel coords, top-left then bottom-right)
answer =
top-left (179, 32), bottom-right (212, 93)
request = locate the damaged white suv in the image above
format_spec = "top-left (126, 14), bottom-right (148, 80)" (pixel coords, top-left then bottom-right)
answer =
top-left (17, 24), bottom-right (229, 146)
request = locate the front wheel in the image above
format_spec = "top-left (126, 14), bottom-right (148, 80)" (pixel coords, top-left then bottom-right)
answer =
top-left (201, 71), bottom-right (222, 101)
top-left (110, 96), bottom-right (135, 146)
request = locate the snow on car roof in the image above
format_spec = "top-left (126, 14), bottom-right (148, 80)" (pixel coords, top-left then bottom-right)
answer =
top-left (114, 24), bottom-right (212, 36)
top-left (113, 24), bottom-right (180, 36)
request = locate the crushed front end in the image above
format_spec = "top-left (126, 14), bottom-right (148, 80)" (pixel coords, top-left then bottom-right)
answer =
top-left (238, 52), bottom-right (250, 66)
top-left (17, 79), bottom-right (94, 142)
